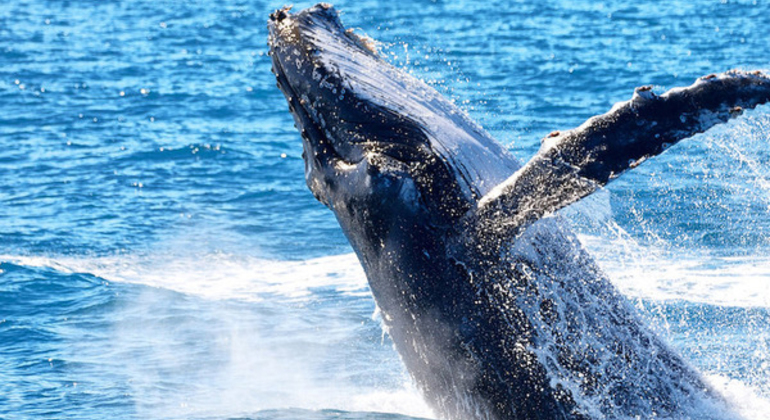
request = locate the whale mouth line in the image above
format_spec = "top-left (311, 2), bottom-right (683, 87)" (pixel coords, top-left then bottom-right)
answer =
top-left (271, 49), bottom-right (418, 169)
top-left (269, 34), bottom-right (362, 168)
top-left (268, 5), bottom-right (421, 168)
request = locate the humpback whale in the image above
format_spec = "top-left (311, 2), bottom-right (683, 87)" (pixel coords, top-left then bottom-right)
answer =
top-left (268, 4), bottom-right (770, 419)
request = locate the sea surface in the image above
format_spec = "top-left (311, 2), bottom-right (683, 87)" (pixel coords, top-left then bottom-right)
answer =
top-left (1, 0), bottom-right (769, 419)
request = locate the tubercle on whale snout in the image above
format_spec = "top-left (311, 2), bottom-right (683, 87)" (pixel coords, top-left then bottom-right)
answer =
top-left (268, 2), bottom-right (380, 64)
top-left (268, 3), bottom-right (342, 33)
top-left (269, 3), bottom-right (335, 21)
top-left (269, 5), bottom-right (292, 22)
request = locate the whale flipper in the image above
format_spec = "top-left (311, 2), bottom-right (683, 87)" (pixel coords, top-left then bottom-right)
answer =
top-left (478, 70), bottom-right (770, 232)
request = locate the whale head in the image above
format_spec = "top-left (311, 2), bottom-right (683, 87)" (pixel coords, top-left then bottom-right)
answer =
top-left (268, 4), bottom-right (519, 244)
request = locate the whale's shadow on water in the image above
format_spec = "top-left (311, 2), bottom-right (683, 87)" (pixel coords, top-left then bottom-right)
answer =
top-left (268, 3), bottom-right (770, 420)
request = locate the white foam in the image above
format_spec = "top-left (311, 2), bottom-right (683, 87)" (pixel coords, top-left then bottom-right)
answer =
top-left (709, 374), bottom-right (770, 420)
top-left (575, 231), bottom-right (770, 308)
top-left (0, 251), bottom-right (436, 418)
top-left (0, 251), bottom-right (368, 302)
top-left (5, 227), bottom-right (767, 309)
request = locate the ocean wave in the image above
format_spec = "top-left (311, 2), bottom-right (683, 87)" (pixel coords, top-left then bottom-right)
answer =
top-left (0, 252), bottom-right (368, 302)
top-left (3, 240), bottom-right (768, 309)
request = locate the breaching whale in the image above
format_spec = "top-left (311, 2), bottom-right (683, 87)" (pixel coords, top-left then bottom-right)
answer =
top-left (268, 4), bottom-right (770, 419)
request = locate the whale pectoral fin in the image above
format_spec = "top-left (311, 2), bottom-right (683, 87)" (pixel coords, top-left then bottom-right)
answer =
top-left (477, 70), bottom-right (770, 232)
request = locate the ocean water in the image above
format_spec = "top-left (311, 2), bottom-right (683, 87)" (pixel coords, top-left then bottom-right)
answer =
top-left (1, 0), bottom-right (769, 419)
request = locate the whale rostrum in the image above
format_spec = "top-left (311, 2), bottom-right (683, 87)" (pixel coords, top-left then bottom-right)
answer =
top-left (268, 4), bottom-right (769, 420)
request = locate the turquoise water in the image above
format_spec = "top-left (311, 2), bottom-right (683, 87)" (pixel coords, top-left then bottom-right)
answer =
top-left (1, 1), bottom-right (769, 419)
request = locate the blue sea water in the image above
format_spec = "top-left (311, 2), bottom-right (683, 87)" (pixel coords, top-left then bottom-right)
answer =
top-left (1, 0), bottom-right (769, 419)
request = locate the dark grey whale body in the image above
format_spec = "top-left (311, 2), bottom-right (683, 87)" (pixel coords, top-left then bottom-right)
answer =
top-left (268, 4), bottom-right (770, 419)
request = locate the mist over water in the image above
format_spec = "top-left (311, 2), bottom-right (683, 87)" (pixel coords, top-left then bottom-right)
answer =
top-left (1, 0), bottom-right (769, 419)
